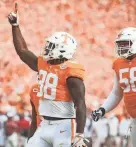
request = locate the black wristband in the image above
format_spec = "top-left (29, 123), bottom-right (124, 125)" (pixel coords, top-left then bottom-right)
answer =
top-left (99, 107), bottom-right (105, 116)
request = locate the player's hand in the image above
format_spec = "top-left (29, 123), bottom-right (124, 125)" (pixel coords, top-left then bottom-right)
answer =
top-left (8, 3), bottom-right (19, 26)
top-left (71, 134), bottom-right (90, 147)
top-left (91, 107), bottom-right (105, 122)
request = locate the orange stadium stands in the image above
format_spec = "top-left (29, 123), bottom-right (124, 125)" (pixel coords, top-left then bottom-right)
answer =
top-left (1, 0), bottom-right (136, 114)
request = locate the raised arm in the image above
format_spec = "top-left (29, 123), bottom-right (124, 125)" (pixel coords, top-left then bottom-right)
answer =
top-left (12, 26), bottom-right (38, 71)
top-left (8, 4), bottom-right (38, 71)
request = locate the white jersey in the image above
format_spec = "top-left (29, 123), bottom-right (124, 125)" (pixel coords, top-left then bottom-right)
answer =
top-left (39, 99), bottom-right (76, 118)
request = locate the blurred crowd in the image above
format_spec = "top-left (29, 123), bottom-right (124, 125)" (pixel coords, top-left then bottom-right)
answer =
top-left (1, 0), bottom-right (136, 146)
top-left (0, 111), bottom-right (30, 147)
top-left (85, 114), bottom-right (132, 147)
top-left (0, 110), bottom-right (133, 147)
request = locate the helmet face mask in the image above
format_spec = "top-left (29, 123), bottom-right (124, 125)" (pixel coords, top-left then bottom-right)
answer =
top-left (115, 27), bottom-right (136, 59)
top-left (116, 40), bottom-right (133, 58)
top-left (41, 32), bottom-right (77, 61)
top-left (44, 41), bottom-right (57, 59)
top-left (44, 41), bottom-right (55, 55)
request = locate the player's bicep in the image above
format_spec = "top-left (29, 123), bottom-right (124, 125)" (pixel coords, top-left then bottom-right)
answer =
top-left (19, 50), bottom-right (38, 71)
top-left (66, 77), bottom-right (85, 106)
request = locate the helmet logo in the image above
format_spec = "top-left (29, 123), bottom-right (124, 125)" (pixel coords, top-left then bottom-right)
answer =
top-left (62, 34), bottom-right (71, 44)
top-left (117, 33), bottom-right (123, 39)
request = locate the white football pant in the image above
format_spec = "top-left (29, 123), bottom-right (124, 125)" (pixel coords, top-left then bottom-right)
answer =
top-left (26, 119), bottom-right (76, 147)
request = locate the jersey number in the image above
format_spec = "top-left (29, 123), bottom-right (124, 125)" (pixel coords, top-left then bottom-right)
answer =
top-left (119, 67), bottom-right (136, 92)
top-left (37, 70), bottom-right (58, 100)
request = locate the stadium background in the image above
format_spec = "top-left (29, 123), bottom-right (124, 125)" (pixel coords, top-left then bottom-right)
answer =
top-left (0, 0), bottom-right (135, 146)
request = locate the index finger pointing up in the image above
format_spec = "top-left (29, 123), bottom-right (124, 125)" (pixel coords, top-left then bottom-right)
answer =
top-left (14, 2), bottom-right (18, 13)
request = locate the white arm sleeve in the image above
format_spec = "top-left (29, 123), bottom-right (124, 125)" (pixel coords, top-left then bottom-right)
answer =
top-left (101, 72), bottom-right (123, 113)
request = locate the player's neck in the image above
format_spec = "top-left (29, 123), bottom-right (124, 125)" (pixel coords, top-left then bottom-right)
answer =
top-left (47, 58), bottom-right (68, 65)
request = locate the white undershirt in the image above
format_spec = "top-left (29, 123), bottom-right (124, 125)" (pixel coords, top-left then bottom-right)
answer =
top-left (102, 72), bottom-right (123, 113)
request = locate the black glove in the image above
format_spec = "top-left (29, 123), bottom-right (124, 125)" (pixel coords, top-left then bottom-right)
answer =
top-left (8, 12), bottom-right (19, 26)
top-left (91, 107), bottom-right (105, 122)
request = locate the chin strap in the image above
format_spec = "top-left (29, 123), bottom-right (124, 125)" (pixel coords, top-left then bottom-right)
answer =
top-left (47, 58), bottom-right (68, 65)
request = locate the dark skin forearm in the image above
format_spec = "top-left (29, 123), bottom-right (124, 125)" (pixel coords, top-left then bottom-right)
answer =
top-left (67, 77), bottom-right (86, 133)
top-left (75, 100), bottom-right (86, 133)
top-left (28, 121), bottom-right (37, 140)
top-left (28, 101), bottom-right (37, 140)
top-left (12, 26), bottom-right (28, 53)
top-left (11, 26), bottom-right (38, 71)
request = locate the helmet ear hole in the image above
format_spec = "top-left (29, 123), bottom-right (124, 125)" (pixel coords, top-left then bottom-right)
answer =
top-left (60, 50), bottom-right (65, 53)
top-left (59, 55), bottom-right (63, 58)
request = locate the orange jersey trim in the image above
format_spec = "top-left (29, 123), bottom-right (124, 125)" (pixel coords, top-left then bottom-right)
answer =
top-left (37, 56), bottom-right (85, 102)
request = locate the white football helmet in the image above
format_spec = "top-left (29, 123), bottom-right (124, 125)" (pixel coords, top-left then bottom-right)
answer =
top-left (41, 32), bottom-right (77, 61)
top-left (115, 27), bottom-right (136, 58)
